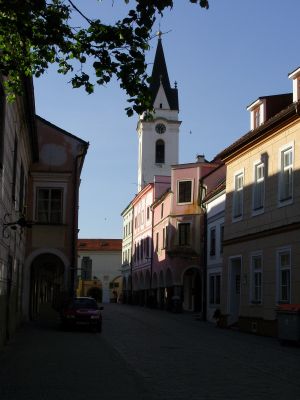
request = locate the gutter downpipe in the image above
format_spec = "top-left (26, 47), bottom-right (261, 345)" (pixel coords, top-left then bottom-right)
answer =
top-left (200, 178), bottom-right (207, 321)
top-left (71, 144), bottom-right (88, 297)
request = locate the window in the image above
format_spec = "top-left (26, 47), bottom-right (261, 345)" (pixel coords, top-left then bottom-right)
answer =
top-left (209, 228), bottom-right (216, 256)
top-left (178, 180), bottom-right (192, 204)
top-left (162, 227), bottom-right (166, 248)
top-left (146, 236), bottom-right (150, 258)
top-left (209, 274), bottom-right (221, 305)
top-left (155, 139), bottom-right (165, 163)
top-left (155, 232), bottom-right (159, 252)
top-left (147, 206), bottom-right (150, 220)
top-left (161, 203), bottom-right (164, 218)
top-left (278, 249), bottom-right (291, 303)
top-left (253, 162), bottom-right (264, 211)
top-left (81, 257), bottom-right (92, 280)
top-left (279, 146), bottom-right (293, 203)
top-left (254, 107), bottom-right (260, 129)
top-left (251, 254), bottom-right (262, 304)
top-left (178, 223), bottom-right (190, 246)
top-left (18, 163), bottom-right (25, 213)
top-left (0, 83), bottom-right (5, 168)
top-left (12, 136), bottom-right (18, 202)
top-left (220, 225), bottom-right (224, 255)
top-left (36, 188), bottom-right (63, 224)
top-left (233, 172), bottom-right (243, 219)
top-left (141, 239), bottom-right (144, 260)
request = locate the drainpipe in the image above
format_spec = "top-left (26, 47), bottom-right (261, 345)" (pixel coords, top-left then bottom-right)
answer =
top-left (130, 207), bottom-right (135, 304)
top-left (200, 179), bottom-right (207, 321)
top-left (71, 144), bottom-right (88, 297)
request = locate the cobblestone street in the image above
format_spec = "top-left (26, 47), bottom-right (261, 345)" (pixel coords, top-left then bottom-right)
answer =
top-left (1, 304), bottom-right (300, 400)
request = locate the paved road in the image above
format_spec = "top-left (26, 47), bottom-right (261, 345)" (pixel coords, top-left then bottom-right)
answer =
top-left (1, 304), bottom-right (300, 400)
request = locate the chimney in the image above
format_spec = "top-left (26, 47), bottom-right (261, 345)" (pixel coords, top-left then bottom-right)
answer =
top-left (196, 154), bottom-right (205, 163)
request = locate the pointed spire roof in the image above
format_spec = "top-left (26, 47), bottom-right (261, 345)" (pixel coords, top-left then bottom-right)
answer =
top-left (149, 37), bottom-right (179, 110)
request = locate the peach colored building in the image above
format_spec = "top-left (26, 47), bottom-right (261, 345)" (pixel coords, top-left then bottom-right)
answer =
top-left (24, 116), bottom-right (88, 319)
top-left (217, 67), bottom-right (300, 336)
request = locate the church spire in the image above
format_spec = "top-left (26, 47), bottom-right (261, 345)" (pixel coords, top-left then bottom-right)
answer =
top-left (149, 35), bottom-right (179, 110)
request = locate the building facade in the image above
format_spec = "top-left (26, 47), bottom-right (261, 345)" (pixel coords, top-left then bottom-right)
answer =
top-left (218, 69), bottom-right (300, 336)
top-left (202, 164), bottom-right (226, 322)
top-left (120, 202), bottom-right (133, 303)
top-left (0, 77), bottom-right (38, 347)
top-left (77, 239), bottom-right (122, 303)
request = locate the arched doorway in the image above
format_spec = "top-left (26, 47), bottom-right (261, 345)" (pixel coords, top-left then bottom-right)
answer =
top-left (87, 286), bottom-right (102, 302)
top-left (30, 253), bottom-right (65, 320)
top-left (109, 275), bottom-right (122, 303)
top-left (165, 268), bottom-right (173, 311)
top-left (182, 267), bottom-right (202, 312)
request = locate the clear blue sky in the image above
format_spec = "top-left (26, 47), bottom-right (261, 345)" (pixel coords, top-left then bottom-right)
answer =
top-left (33, 0), bottom-right (300, 239)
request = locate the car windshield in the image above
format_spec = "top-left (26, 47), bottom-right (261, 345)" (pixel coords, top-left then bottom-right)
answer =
top-left (72, 299), bottom-right (98, 309)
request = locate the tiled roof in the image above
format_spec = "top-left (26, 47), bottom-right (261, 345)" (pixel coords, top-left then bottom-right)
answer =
top-left (215, 101), bottom-right (298, 161)
top-left (78, 239), bottom-right (122, 252)
top-left (203, 180), bottom-right (226, 203)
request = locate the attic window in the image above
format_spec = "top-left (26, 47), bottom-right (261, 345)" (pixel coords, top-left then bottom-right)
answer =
top-left (247, 99), bottom-right (265, 130)
top-left (254, 108), bottom-right (260, 129)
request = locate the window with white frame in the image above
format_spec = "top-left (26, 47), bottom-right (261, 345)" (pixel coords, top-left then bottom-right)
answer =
top-left (178, 223), bottom-right (190, 246)
top-left (278, 249), bottom-right (291, 303)
top-left (279, 146), bottom-right (293, 203)
top-left (162, 227), bottom-right (166, 248)
top-left (209, 274), bottom-right (221, 305)
top-left (220, 225), bottom-right (224, 255)
top-left (253, 107), bottom-right (260, 129)
top-left (209, 227), bottom-right (216, 256)
top-left (253, 162), bottom-right (264, 211)
top-left (36, 187), bottom-right (63, 224)
top-left (233, 172), bottom-right (243, 219)
top-left (251, 254), bottom-right (262, 303)
top-left (177, 180), bottom-right (192, 204)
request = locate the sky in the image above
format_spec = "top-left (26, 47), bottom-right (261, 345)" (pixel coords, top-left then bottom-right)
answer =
top-left (33, 0), bottom-right (300, 239)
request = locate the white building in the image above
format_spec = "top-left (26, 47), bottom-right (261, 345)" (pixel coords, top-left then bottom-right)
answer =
top-left (77, 239), bottom-right (122, 303)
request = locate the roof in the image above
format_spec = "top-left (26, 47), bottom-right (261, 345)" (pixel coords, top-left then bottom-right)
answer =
top-left (78, 239), bottom-right (122, 252)
top-left (203, 180), bottom-right (226, 203)
top-left (149, 38), bottom-right (178, 110)
top-left (36, 115), bottom-right (89, 146)
top-left (215, 100), bottom-right (299, 161)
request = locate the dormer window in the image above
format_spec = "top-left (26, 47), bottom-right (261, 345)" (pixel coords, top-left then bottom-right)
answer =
top-left (288, 66), bottom-right (300, 102)
top-left (247, 98), bottom-right (265, 130)
top-left (254, 108), bottom-right (260, 129)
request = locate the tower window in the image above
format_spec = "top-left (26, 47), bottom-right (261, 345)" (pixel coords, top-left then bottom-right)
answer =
top-left (155, 139), bottom-right (165, 164)
top-left (160, 103), bottom-right (162, 109)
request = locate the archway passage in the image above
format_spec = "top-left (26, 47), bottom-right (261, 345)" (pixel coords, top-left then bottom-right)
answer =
top-left (182, 268), bottom-right (202, 312)
top-left (30, 253), bottom-right (65, 320)
top-left (87, 286), bottom-right (102, 302)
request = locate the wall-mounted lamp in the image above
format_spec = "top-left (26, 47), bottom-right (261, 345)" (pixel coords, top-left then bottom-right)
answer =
top-left (2, 213), bottom-right (34, 239)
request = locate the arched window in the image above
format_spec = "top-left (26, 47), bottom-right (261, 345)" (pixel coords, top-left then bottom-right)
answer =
top-left (155, 139), bottom-right (165, 163)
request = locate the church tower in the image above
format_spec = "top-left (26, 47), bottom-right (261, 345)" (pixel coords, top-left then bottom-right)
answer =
top-left (137, 34), bottom-right (181, 192)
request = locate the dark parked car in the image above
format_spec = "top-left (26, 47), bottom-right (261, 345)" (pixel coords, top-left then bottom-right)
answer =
top-left (61, 297), bottom-right (103, 332)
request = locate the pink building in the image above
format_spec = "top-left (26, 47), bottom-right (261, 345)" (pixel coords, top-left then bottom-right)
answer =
top-left (151, 157), bottom-right (220, 313)
top-left (131, 176), bottom-right (171, 305)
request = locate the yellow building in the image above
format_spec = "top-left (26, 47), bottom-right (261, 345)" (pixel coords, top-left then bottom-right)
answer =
top-left (217, 67), bottom-right (300, 336)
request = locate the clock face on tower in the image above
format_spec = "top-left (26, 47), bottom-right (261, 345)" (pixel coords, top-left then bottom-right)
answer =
top-left (155, 123), bottom-right (166, 134)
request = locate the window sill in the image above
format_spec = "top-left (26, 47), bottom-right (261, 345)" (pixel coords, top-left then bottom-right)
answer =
top-left (252, 207), bottom-right (264, 217)
top-left (278, 198), bottom-right (293, 208)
